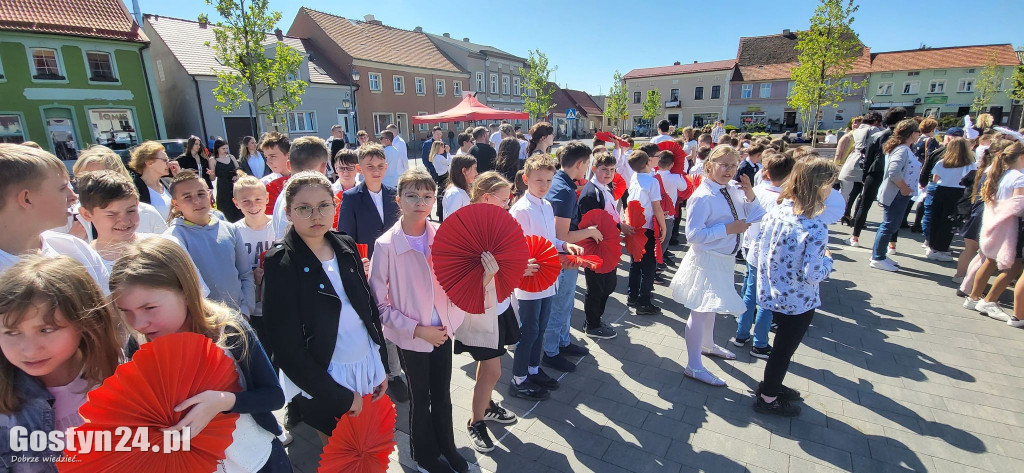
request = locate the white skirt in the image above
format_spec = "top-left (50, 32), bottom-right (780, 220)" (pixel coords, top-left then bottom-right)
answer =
top-left (670, 248), bottom-right (746, 314)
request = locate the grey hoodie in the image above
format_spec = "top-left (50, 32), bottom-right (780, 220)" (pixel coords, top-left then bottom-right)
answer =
top-left (165, 215), bottom-right (255, 315)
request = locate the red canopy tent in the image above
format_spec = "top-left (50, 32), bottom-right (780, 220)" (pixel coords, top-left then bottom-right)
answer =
top-left (412, 94), bottom-right (529, 124)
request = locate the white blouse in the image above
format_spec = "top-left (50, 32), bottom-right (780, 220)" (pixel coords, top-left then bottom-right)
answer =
top-left (442, 186), bottom-right (471, 220)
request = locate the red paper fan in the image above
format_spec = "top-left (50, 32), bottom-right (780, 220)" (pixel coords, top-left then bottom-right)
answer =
top-left (679, 174), bottom-right (702, 201)
top-left (318, 394), bottom-right (397, 473)
top-left (658, 141), bottom-right (688, 174)
top-left (596, 131), bottom-right (630, 148)
top-left (560, 254), bottom-right (602, 270)
top-left (578, 209), bottom-right (622, 274)
top-left (519, 235), bottom-right (561, 292)
top-left (611, 173), bottom-right (627, 201)
top-left (624, 201), bottom-right (648, 261)
top-left (431, 203), bottom-right (530, 313)
top-left (60, 332), bottom-right (239, 473)
top-left (356, 243), bottom-right (369, 260)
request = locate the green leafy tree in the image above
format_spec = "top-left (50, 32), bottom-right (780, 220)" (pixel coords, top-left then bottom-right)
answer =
top-left (520, 50), bottom-right (556, 120)
top-left (788, 0), bottom-right (865, 146)
top-left (202, 0), bottom-right (307, 135)
top-left (604, 70), bottom-right (630, 133)
top-left (1008, 65), bottom-right (1024, 128)
top-left (640, 90), bottom-right (662, 136)
top-left (972, 57), bottom-right (1004, 115)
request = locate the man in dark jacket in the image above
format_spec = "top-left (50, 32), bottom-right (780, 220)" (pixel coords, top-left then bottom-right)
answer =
top-left (849, 107), bottom-right (908, 246)
top-left (469, 126), bottom-right (496, 173)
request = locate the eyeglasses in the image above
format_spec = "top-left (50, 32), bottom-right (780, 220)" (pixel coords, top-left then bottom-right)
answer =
top-left (402, 194), bottom-right (436, 205)
top-left (336, 166), bottom-right (357, 173)
top-left (292, 202), bottom-right (336, 219)
top-left (487, 193), bottom-right (511, 208)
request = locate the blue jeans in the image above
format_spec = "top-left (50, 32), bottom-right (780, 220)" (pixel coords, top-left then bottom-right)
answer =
top-left (873, 193), bottom-right (912, 261)
top-left (736, 262), bottom-right (771, 348)
top-left (544, 268), bottom-right (578, 357)
top-left (921, 182), bottom-right (937, 237)
top-left (513, 296), bottom-right (552, 377)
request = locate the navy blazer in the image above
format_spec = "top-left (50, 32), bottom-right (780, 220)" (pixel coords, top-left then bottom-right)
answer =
top-left (577, 180), bottom-right (606, 219)
top-left (336, 182), bottom-right (399, 258)
top-left (421, 138), bottom-right (438, 179)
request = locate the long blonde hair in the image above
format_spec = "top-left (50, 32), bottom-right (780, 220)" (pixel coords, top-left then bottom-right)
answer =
top-left (109, 238), bottom-right (249, 360)
top-left (981, 141), bottom-right (1024, 203)
top-left (779, 157), bottom-right (838, 218)
top-left (0, 256), bottom-right (123, 414)
top-left (429, 140), bottom-right (445, 163)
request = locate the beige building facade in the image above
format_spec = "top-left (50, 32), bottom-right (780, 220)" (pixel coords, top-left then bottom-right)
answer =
top-left (623, 59), bottom-right (735, 134)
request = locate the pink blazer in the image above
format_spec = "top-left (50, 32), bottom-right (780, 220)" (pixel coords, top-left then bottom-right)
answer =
top-left (980, 195), bottom-right (1024, 270)
top-left (369, 220), bottom-right (466, 352)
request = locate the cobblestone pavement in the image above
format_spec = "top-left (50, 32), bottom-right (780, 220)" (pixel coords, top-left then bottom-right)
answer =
top-left (277, 202), bottom-right (1024, 473)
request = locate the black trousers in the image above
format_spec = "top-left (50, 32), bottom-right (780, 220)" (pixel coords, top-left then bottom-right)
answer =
top-left (584, 268), bottom-right (617, 329)
top-left (671, 200), bottom-right (685, 241)
top-left (928, 186), bottom-right (963, 252)
top-left (851, 174), bottom-right (882, 238)
top-left (435, 176), bottom-right (446, 221)
top-left (627, 229), bottom-right (657, 305)
top-left (760, 309), bottom-right (815, 397)
top-left (843, 181), bottom-right (863, 219)
top-left (399, 339), bottom-right (456, 463)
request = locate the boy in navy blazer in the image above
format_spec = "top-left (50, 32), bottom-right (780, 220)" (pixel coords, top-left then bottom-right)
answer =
top-left (337, 144), bottom-right (400, 259)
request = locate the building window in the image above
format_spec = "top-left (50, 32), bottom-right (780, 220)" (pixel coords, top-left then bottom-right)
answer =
top-left (415, 77), bottom-right (426, 95)
top-left (669, 89), bottom-right (679, 101)
top-left (88, 108), bottom-right (137, 147)
top-left (372, 113), bottom-right (393, 136)
top-left (513, 76), bottom-right (521, 96)
top-left (0, 114), bottom-right (27, 144)
top-left (877, 82), bottom-right (893, 95)
top-left (740, 111), bottom-right (767, 125)
top-left (0, 54), bottom-right (4, 80)
top-left (633, 91), bottom-right (641, 103)
top-left (741, 84), bottom-right (752, 99)
top-left (393, 75), bottom-right (405, 94)
top-left (436, 79), bottom-right (445, 96)
top-left (711, 85), bottom-right (720, 99)
top-left (30, 48), bottom-right (64, 80)
top-left (834, 109), bottom-right (844, 121)
top-left (476, 72), bottom-right (484, 91)
top-left (902, 81), bottom-right (919, 95)
top-left (490, 73), bottom-right (498, 94)
top-left (759, 83), bottom-right (771, 98)
top-left (155, 59), bottom-right (165, 82)
top-left (501, 75), bottom-right (510, 95)
top-left (86, 51), bottom-right (116, 82)
top-left (694, 86), bottom-right (703, 100)
top-left (368, 73), bottom-right (381, 91)
top-left (454, 81), bottom-right (462, 96)
top-left (417, 112), bottom-right (428, 132)
top-left (928, 80), bottom-right (945, 94)
top-left (967, 68), bottom-right (976, 74)
top-left (907, 71), bottom-right (920, 76)
top-left (958, 78), bottom-right (974, 93)
top-left (287, 111), bottom-right (317, 133)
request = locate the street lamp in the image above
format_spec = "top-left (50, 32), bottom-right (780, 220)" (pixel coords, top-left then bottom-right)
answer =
top-left (350, 66), bottom-right (360, 141)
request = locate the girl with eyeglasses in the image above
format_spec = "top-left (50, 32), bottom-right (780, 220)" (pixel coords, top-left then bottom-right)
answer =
top-left (369, 169), bottom-right (470, 473)
top-left (261, 171), bottom-right (389, 444)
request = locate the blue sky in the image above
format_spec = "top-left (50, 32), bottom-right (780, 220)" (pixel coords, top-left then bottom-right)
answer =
top-left (133, 0), bottom-right (1024, 95)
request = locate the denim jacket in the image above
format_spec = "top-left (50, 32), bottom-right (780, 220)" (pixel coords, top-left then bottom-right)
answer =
top-left (0, 371), bottom-right (60, 473)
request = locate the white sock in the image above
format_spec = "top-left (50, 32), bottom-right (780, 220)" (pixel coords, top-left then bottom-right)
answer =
top-left (686, 311), bottom-right (713, 371)
top-left (528, 365), bottom-right (539, 375)
top-left (513, 375), bottom-right (527, 385)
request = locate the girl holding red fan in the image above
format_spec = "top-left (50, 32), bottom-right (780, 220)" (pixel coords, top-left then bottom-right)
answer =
top-left (110, 237), bottom-right (292, 472)
top-left (260, 172), bottom-right (387, 443)
top-left (0, 256), bottom-right (122, 471)
top-left (370, 169), bottom-right (469, 473)
top-left (442, 154), bottom-right (478, 220)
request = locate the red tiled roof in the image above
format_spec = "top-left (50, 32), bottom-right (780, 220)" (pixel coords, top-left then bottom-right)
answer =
top-left (624, 59), bottom-right (735, 80)
top-left (0, 0), bottom-right (146, 42)
top-left (566, 89), bottom-right (602, 116)
top-left (295, 8), bottom-right (462, 73)
top-left (736, 46), bottom-right (871, 81)
top-left (145, 15), bottom-right (344, 85)
top-left (870, 44), bottom-right (1020, 72)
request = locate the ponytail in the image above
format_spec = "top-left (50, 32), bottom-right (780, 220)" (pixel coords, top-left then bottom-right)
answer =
top-left (981, 142), bottom-right (1024, 203)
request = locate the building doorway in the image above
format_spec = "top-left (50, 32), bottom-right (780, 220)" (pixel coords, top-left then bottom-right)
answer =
top-left (784, 111), bottom-right (797, 130)
top-left (223, 116), bottom-right (257, 154)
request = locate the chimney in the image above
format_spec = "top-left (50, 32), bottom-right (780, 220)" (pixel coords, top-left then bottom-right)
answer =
top-left (274, 28), bottom-right (283, 40)
top-left (198, 16), bottom-right (207, 28)
top-left (673, 61), bottom-right (680, 66)
top-left (364, 14), bottom-right (375, 22)
top-left (463, 37), bottom-right (470, 42)
top-left (782, 28), bottom-right (792, 37)
top-left (413, 26), bottom-right (422, 32)
top-left (443, 32), bottom-right (450, 38)
top-left (693, 61), bottom-right (698, 64)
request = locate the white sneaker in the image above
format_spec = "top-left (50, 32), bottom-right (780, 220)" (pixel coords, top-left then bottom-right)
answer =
top-left (870, 259), bottom-right (899, 272)
top-left (976, 301), bottom-right (1010, 321)
top-left (887, 247), bottom-right (898, 256)
top-left (1008, 317), bottom-right (1024, 328)
top-left (846, 237), bottom-right (860, 247)
top-left (278, 430), bottom-right (293, 446)
top-left (952, 275), bottom-right (965, 284)
top-left (922, 241), bottom-right (929, 248)
top-left (926, 248), bottom-right (955, 262)
top-left (963, 297), bottom-right (979, 311)
top-left (885, 257), bottom-right (901, 267)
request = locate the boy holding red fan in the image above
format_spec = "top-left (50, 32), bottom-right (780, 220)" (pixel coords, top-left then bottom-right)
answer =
top-left (626, 151), bottom-right (668, 315)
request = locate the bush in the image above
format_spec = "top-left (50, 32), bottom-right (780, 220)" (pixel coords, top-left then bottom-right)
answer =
top-left (741, 123), bottom-right (768, 133)
top-left (724, 124), bottom-right (739, 132)
top-left (938, 115), bottom-right (960, 130)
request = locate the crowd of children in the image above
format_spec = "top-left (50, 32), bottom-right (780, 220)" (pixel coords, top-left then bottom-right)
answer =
top-left (1, 109), bottom-right (1018, 472)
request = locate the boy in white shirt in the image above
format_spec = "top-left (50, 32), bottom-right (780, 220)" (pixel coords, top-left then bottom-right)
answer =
top-left (0, 144), bottom-right (109, 290)
top-left (655, 151), bottom-right (687, 263)
top-left (232, 175), bottom-right (276, 318)
top-left (734, 152), bottom-right (795, 359)
top-left (626, 150), bottom-right (667, 315)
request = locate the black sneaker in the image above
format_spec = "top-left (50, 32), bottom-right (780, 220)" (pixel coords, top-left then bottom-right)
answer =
top-left (956, 289), bottom-right (967, 298)
top-left (542, 353), bottom-right (576, 372)
top-left (442, 449), bottom-right (469, 473)
top-left (753, 395), bottom-right (801, 417)
top-left (636, 304), bottom-right (663, 315)
top-left (769, 322), bottom-right (778, 333)
top-left (730, 337), bottom-right (749, 347)
top-left (657, 262), bottom-right (668, 271)
top-left (626, 297), bottom-right (638, 308)
top-left (508, 379), bottom-right (549, 401)
top-left (528, 368), bottom-right (560, 390)
top-left (416, 456), bottom-right (457, 473)
top-left (750, 345), bottom-right (772, 360)
top-left (283, 399), bottom-right (301, 429)
top-left (663, 253), bottom-right (676, 265)
top-left (467, 421), bottom-right (494, 453)
top-left (388, 376), bottom-right (409, 403)
top-left (755, 383), bottom-right (802, 401)
top-left (560, 342), bottom-right (589, 357)
top-left (669, 237), bottom-right (680, 246)
top-left (585, 324), bottom-right (617, 340)
top-left (654, 273), bottom-right (668, 284)
top-left (483, 401), bottom-right (517, 424)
